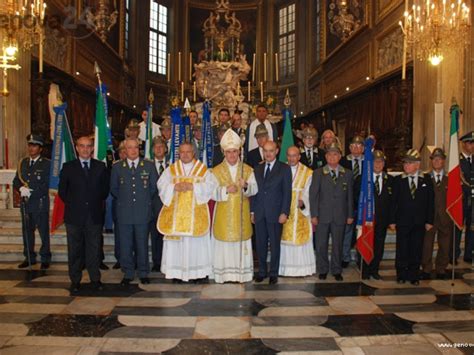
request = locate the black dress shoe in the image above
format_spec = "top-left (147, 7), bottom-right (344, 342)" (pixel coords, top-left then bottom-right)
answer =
top-left (318, 273), bottom-right (327, 280)
top-left (18, 260), bottom-right (36, 268)
top-left (120, 278), bottom-right (133, 286)
top-left (410, 280), bottom-right (420, 286)
top-left (112, 262), bottom-right (121, 269)
top-left (151, 264), bottom-right (161, 272)
top-left (254, 275), bottom-right (265, 283)
top-left (99, 263), bottom-right (109, 270)
top-left (397, 278), bottom-right (406, 284)
top-left (90, 281), bottom-right (103, 290)
top-left (172, 278), bottom-right (183, 284)
top-left (269, 276), bottom-right (278, 285)
top-left (370, 273), bottom-right (382, 280)
top-left (40, 262), bottom-right (50, 270)
top-left (436, 273), bottom-right (448, 280)
top-left (334, 274), bottom-right (343, 281)
top-left (420, 272), bottom-right (431, 280)
top-left (194, 277), bottom-right (209, 284)
top-left (361, 274), bottom-right (370, 280)
top-left (341, 261), bottom-right (350, 268)
top-left (70, 283), bottom-right (80, 293)
top-left (140, 277), bottom-right (150, 284)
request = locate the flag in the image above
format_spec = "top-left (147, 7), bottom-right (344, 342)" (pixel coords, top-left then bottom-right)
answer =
top-left (94, 84), bottom-right (113, 162)
top-left (201, 101), bottom-right (214, 168)
top-left (169, 107), bottom-right (182, 163)
top-left (144, 103), bottom-right (153, 159)
top-left (49, 103), bottom-right (76, 232)
top-left (446, 104), bottom-right (464, 229)
top-left (278, 108), bottom-right (295, 162)
top-left (356, 137), bottom-right (375, 264)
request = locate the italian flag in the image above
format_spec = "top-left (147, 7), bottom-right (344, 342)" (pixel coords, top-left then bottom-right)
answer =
top-left (446, 104), bottom-right (464, 229)
top-left (94, 84), bottom-right (112, 162)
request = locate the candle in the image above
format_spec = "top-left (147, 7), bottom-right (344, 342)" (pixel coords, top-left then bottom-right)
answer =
top-left (247, 81), bottom-right (251, 102)
top-left (39, 30), bottom-right (44, 73)
top-left (401, 0), bottom-right (408, 80)
top-left (260, 81), bottom-right (264, 102)
top-left (167, 53), bottom-right (170, 82)
top-left (189, 52), bottom-right (192, 82)
top-left (263, 53), bottom-right (267, 82)
top-left (193, 81), bottom-right (196, 102)
top-left (275, 53), bottom-right (279, 82)
top-left (181, 81), bottom-right (184, 102)
top-left (252, 53), bottom-right (256, 82)
top-left (178, 52), bottom-right (182, 82)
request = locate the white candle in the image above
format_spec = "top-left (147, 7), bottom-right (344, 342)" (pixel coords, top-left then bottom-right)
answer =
top-left (275, 53), bottom-right (279, 82)
top-left (178, 52), bottom-right (182, 82)
top-left (263, 53), bottom-right (267, 82)
top-left (247, 81), bottom-right (251, 102)
top-left (167, 53), bottom-right (170, 82)
top-left (39, 30), bottom-right (44, 73)
top-left (252, 53), bottom-right (256, 82)
top-left (193, 81), bottom-right (196, 102)
top-left (260, 81), bottom-right (264, 102)
top-left (189, 52), bottom-right (192, 82)
top-left (181, 81), bottom-right (184, 102)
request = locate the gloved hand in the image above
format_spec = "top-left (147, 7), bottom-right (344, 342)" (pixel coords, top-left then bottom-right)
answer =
top-left (19, 186), bottom-right (32, 198)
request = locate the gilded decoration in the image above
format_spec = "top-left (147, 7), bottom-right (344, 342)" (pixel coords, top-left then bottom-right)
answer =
top-left (376, 26), bottom-right (404, 76)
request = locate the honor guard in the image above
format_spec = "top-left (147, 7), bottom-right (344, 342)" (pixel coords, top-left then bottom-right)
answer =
top-left (13, 134), bottom-right (51, 269)
top-left (299, 127), bottom-right (326, 170)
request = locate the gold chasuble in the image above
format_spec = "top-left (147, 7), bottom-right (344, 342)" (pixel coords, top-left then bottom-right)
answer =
top-left (158, 160), bottom-right (209, 238)
top-left (212, 162), bottom-right (253, 242)
top-left (282, 163), bottom-right (313, 245)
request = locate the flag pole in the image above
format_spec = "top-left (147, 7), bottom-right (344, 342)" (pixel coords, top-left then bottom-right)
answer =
top-left (451, 225), bottom-right (456, 288)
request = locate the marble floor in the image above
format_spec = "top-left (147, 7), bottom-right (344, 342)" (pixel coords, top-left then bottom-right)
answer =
top-left (0, 261), bottom-right (472, 354)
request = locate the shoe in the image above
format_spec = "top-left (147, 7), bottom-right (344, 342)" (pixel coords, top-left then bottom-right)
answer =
top-left (70, 283), bottom-right (80, 293)
top-left (463, 258), bottom-right (473, 263)
top-left (18, 260), bottom-right (36, 268)
top-left (334, 274), bottom-right (343, 281)
top-left (420, 272), bottom-right (431, 280)
top-left (436, 273), bottom-right (448, 280)
top-left (371, 273), bottom-right (382, 280)
top-left (342, 261), bottom-right (350, 268)
top-left (90, 281), bottom-right (103, 290)
top-left (410, 280), bottom-right (420, 286)
top-left (112, 262), bottom-right (121, 269)
top-left (318, 273), bottom-right (327, 280)
top-left (254, 276), bottom-right (265, 283)
top-left (120, 278), bottom-right (132, 286)
top-left (269, 276), bottom-right (278, 285)
top-left (172, 278), bottom-right (183, 284)
top-left (397, 278), bottom-right (406, 284)
top-left (105, 229), bottom-right (113, 234)
top-left (99, 263), bottom-right (109, 270)
top-left (40, 262), bottom-right (50, 270)
top-left (361, 274), bottom-right (370, 280)
top-left (151, 264), bottom-right (161, 272)
top-left (140, 277), bottom-right (150, 284)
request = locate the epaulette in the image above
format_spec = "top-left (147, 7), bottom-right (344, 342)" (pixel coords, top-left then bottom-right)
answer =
top-left (113, 159), bottom-right (123, 165)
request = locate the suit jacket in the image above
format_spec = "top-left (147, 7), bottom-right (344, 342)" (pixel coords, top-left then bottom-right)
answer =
top-left (391, 172), bottom-right (435, 226)
top-left (152, 158), bottom-right (169, 218)
top-left (460, 153), bottom-right (473, 210)
top-left (212, 145), bottom-right (224, 167)
top-left (110, 159), bottom-right (158, 224)
top-left (309, 165), bottom-right (353, 225)
top-left (373, 172), bottom-right (394, 229)
top-left (13, 156), bottom-right (51, 213)
top-left (251, 160), bottom-right (292, 223)
top-left (429, 172), bottom-right (453, 227)
top-left (246, 147), bottom-right (264, 169)
top-left (340, 154), bottom-right (363, 210)
top-left (58, 159), bottom-right (109, 226)
top-left (299, 146), bottom-right (326, 170)
top-left (244, 120), bottom-right (278, 154)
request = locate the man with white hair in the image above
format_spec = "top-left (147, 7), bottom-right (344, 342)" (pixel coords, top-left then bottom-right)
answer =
top-left (211, 129), bottom-right (258, 283)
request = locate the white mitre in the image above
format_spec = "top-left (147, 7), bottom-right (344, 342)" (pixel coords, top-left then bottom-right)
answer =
top-left (220, 128), bottom-right (242, 151)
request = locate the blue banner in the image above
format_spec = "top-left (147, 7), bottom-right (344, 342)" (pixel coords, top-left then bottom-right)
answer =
top-left (180, 115), bottom-right (191, 143)
top-left (49, 104), bottom-right (67, 191)
top-left (170, 107), bottom-right (182, 163)
top-left (200, 101), bottom-right (214, 167)
top-left (357, 137), bottom-right (375, 226)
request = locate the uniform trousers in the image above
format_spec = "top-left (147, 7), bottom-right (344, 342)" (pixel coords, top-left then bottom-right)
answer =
top-left (396, 225), bottom-right (425, 281)
top-left (150, 216), bottom-right (163, 269)
top-left (422, 222), bottom-right (452, 273)
top-left (21, 200), bottom-right (51, 263)
top-left (119, 223), bottom-right (149, 279)
top-left (255, 219), bottom-right (282, 278)
top-left (315, 222), bottom-right (345, 275)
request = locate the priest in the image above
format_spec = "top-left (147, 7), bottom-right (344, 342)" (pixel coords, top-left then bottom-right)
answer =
top-left (157, 142), bottom-right (218, 283)
top-left (279, 146), bottom-right (315, 277)
top-left (211, 129), bottom-right (258, 283)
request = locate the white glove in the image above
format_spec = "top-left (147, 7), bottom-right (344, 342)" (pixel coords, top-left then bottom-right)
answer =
top-left (19, 186), bottom-right (32, 198)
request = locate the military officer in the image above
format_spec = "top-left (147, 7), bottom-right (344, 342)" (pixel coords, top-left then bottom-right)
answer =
top-left (454, 131), bottom-right (474, 264)
top-left (390, 149), bottom-right (434, 285)
top-left (299, 127), bottom-right (326, 170)
top-left (191, 119), bottom-right (203, 160)
top-left (125, 119), bottom-right (145, 158)
top-left (110, 138), bottom-right (159, 285)
top-left (13, 134), bottom-right (51, 269)
top-left (246, 124), bottom-right (269, 169)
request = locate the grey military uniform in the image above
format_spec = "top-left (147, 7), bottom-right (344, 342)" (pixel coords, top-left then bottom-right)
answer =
top-left (13, 156), bottom-right (51, 263)
top-left (309, 165), bottom-right (353, 275)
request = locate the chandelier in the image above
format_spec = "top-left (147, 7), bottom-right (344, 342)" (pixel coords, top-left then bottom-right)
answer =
top-left (85, 0), bottom-right (118, 43)
top-left (400, 0), bottom-right (471, 66)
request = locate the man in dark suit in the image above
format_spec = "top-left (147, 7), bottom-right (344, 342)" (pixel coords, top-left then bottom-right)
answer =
top-left (150, 136), bottom-right (168, 272)
top-left (110, 138), bottom-right (158, 285)
top-left (362, 150), bottom-right (393, 280)
top-left (299, 127), bottom-right (326, 170)
top-left (231, 110), bottom-right (244, 137)
top-left (421, 148), bottom-right (453, 280)
top-left (251, 141), bottom-right (292, 284)
top-left (245, 104), bottom-right (278, 155)
top-left (212, 123), bottom-right (230, 167)
top-left (13, 134), bottom-right (51, 269)
top-left (310, 142), bottom-right (354, 281)
top-left (58, 136), bottom-right (110, 293)
top-left (390, 149), bottom-right (434, 285)
top-left (246, 123), bottom-right (269, 169)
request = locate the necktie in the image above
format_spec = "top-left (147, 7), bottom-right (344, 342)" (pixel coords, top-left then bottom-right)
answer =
top-left (410, 176), bottom-right (416, 199)
top-left (29, 159), bottom-right (34, 168)
top-left (264, 163), bottom-right (271, 179)
top-left (436, 173), bottom-right (441, 186)
top-left (307, 149), bottom-right (312, 166)
top-left (468, 156), bottom-right (472, 166)
top-left (353, 159), bottom-right (360, 179)
top-left (375, 175), bottom-right (381, 195)
top-left (131, 161), bottom-right (136, 174)
top-left (331, 170), bottom-right (337, 183)
top-left (158, 160), bottom-right (164, 175)
top-left (83, 161), bottom-right (89, 178)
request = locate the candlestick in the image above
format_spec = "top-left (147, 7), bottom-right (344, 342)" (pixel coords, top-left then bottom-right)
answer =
top-left (275, 53), bottom-right (279, 83)
top-left (181, 81), bottom-right (184, 102)
top-left (260, 81), bottom-right (264, 102)
top-left (401, 0), bottom-right (408, 80)
top-left (167, 53), bottom-right (170, 82)
top-left (247, 81), bottom-right (251, 102)
top-left (252, 53), bottom-right (256, 82)
top-left (39, 29), bottom-right (44, 73)
top-left (189, 52), bottom-right (192, 82)
top-left (193, 81), bottom-right (196, 102)
top-left (178, 52), bottom-right (182, 82)
top-left (263, 53), bottom-right (267, 82)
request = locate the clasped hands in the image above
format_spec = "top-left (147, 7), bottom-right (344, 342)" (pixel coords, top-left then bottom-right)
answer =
top-left (174, 182), bottom-right (193, 192)
top-left (226, 178), bottom-right (248, 194)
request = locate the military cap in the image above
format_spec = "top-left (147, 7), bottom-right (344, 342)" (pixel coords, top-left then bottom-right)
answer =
top-left (350, 135), bottom-right (364, 145)
top-left (302, 127), bottom-right (318, 139)
top-left (161, 119), bottom-right (171, 129)
top-left (429, 147), bottom-right (446, 159)
top-left (127, 119), bottom-right (140, 130)
top-left (460, 131), bottom-right (474, 142)
top-left (254, 123), bottom-right (269, 137)
top-left (402, 148), bottom-right (421, 162)
top-left (325, 142), bottom-right (342, 154)
top-left (373, 149), bottom-right (386, 161)
top-left (152, 135), bottom-right (167, 147)
top-left (26, 134), bottom-right (44, 146)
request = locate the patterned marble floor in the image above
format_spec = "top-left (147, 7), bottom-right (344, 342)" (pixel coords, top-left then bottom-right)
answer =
top-left (0, 260), bottom-right (472, 354)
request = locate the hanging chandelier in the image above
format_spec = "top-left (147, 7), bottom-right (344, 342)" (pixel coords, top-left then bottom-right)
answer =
top-left (400, 0), bottom-right (471, 66)
top-left (85, 0), bottom-right (118, 43)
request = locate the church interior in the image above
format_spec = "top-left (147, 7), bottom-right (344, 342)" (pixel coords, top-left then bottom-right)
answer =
top-left (0, 0), bottom-right (473, 354)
